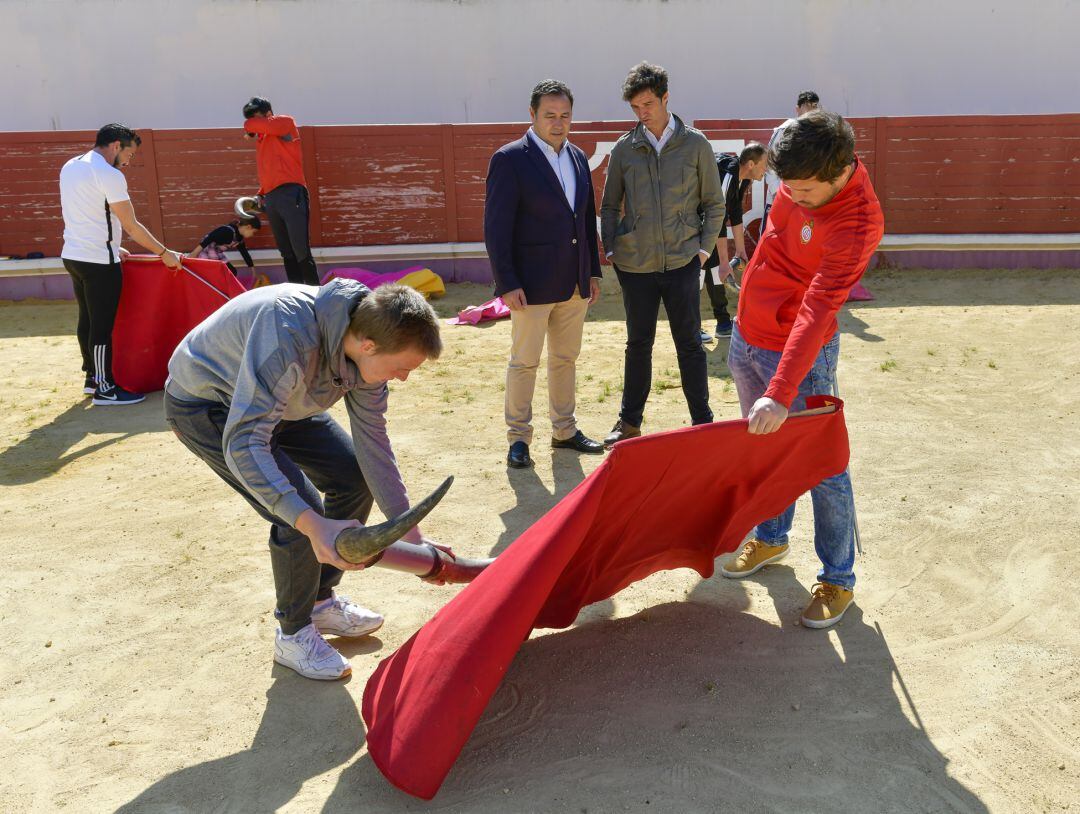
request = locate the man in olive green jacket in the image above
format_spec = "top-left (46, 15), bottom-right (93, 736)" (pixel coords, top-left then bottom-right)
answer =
top-left (600, 61), bottom-right (726, 446)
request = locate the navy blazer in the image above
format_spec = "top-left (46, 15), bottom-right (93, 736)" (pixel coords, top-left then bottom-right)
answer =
top-left (483, 133), bottom-right (602, 304)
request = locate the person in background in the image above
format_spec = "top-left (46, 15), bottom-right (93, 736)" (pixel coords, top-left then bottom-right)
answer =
top-left (190, 216), bottom-right (261, 276)
top-left (599, 61), bottom-right (725, 447)
top-left (242, 97), bottom-right (319, 286)
top-left (700, 142), bottom-right (769, 342)
top-left (59, 122), bottom-right (183, 406)
top-left (762, 90), bottom-right (820, 230)
top-left (484, 79), bottom-right (605, 469)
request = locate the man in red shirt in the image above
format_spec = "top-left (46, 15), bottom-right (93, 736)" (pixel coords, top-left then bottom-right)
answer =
top-left (722, 110), bottom-right (884, 629)
top-left (242, 97), bottom-right (320, 286)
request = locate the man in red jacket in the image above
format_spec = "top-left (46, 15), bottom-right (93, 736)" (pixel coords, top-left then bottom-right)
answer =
top-left (242, 97), bottom-right (320, 286)
top-left (722, 110), bottom-right (884, 629)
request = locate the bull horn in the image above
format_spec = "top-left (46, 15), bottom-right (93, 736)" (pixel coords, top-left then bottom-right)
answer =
top-left (234, 195), bottom-right (263, 218)
top-left (334, 476), bottom-right (454, 564)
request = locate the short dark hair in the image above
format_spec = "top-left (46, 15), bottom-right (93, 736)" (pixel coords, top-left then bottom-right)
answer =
top-left (529, 79), bottom-right (574, 111)
top-left (349, 284), bottom-right (443, 359)
top-left (796, 90), bottom-right (820, 108)
top-left (739, 142), bottom-right (766, 164)
top-left (237, 215), bottom-right (262, 230)
top-left (768, 110), bottom-right (855, 183)
top-left (94, 124), bottom-right (140, 149)
top-left (242, 97), bottom-right (273, 119)
top-left (622, 61), bottom-right (668, 102)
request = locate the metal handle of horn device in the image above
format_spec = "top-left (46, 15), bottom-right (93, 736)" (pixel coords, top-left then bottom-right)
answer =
top-left (333, 476), bottom-right (454, 564)
top-left (373, 541), bottom-right (495, 584)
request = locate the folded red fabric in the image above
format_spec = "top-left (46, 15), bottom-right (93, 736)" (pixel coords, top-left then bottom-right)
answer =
top-left (113, 257), bottom-right (245, 393)
top-left (362, 397), bottom-right (850, 798)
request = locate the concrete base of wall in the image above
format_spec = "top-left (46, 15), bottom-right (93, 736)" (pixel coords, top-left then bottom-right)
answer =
top-left (0, 254), bottom-right (496, 302)
top-left (3, 240), bottom-right (1078, 301)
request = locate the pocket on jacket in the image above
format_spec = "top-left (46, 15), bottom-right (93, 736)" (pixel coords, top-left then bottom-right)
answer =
top-left (612, 228), bottom-right (640, 263)
top-left (674, 210), bottom-right (701, 247)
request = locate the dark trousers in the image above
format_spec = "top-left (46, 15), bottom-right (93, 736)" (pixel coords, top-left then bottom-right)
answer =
top-left (263, 183), bottom-right (320, 286)
top-left (63, 258), bottom-right (122, 387)
top-left (615, 256), bottom-right (712, 427)
top-left (702, 266), bottom-right (732, 324)
top-left (164, 394), bottom-right (374, 634)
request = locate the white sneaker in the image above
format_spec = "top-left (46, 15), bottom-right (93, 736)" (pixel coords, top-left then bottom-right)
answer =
top-left (310, 593), bottom-right (384, 638)
top-left (273, 623), bottom-right (351, 680)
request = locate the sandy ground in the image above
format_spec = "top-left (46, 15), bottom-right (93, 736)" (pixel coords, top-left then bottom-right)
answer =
top-left (1, 267), bottom-right (1078, 814)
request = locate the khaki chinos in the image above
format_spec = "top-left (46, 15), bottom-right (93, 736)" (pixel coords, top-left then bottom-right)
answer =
top-left (505, 294), bottom-right (590, 444)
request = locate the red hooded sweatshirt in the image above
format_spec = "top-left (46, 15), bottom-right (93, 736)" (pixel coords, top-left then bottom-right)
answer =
top-left (244, 114), bottom-right (307, 195)
top-left (735, 158), bottom-right (884, 407)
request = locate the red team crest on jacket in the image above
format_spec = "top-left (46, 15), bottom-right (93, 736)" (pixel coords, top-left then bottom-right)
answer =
top-left (800, 219), bottom-right (814, 244)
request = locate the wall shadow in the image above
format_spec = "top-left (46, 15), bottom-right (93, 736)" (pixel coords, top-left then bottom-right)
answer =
top-left (0, 392), bottom-right (166, 486)
top-left (330, 574), bottom-right (986, 813)
top-left (0, 301), bottom-right (75, 339)
top-left (854, 266), bottom-right (1080, 309)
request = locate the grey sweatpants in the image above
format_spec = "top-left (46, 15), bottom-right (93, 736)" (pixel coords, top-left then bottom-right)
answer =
top-left (164, 392), bottom-right (374, 634)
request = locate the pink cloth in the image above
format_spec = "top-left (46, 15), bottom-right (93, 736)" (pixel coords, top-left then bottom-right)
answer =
top-left (449, 297), bottom-right (510, 325)
top-left (320, 266), bottom-right (419, 287)
top-left (847, 282), bottom-right (875, 302)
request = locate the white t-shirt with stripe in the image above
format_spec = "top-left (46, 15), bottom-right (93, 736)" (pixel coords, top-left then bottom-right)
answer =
top-left (60, 150), bottom-right (130, 264)
top-left (764, 117), bottom-right (797, 207)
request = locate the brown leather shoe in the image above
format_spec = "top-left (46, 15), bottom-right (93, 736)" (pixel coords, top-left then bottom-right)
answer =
top-left (603, 419), bottom-right (641, 448)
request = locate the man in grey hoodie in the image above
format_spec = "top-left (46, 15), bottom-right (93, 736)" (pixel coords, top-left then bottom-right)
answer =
top-left (164, 279), bottom-right (443, 680)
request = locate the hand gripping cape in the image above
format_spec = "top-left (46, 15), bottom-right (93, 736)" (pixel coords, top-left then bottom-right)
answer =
top-left (362, 396), bottom-right (850, 798)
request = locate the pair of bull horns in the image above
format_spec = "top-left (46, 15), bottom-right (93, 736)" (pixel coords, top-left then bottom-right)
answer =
top-left (334, 476), bottom-right (454, 564)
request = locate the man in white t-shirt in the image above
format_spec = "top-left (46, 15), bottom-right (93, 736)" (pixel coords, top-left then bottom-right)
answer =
top-left (762, 91), bottom-right (821, 230)
top-left (60, 123), bottom-right (183, 406)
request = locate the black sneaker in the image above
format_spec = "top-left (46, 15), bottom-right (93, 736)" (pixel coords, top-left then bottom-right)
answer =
top-left (83, 376), bottom-right (96, 395)
top-left (92, 382), bottom-right (145, 406)
top-left (714, 322), bottom-right (733, 339)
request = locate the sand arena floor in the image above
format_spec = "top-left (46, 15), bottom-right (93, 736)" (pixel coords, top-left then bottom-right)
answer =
top-left (1, 267), bottom-right (1078, 813)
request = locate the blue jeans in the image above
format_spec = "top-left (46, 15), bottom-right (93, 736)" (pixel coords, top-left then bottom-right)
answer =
top-left (726, 324), bottom-right (856, 590)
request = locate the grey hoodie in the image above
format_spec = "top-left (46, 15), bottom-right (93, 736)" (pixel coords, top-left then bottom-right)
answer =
top-left (165, 280), bottom-right (411, 528)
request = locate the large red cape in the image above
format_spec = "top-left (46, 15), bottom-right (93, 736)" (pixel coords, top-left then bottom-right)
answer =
top-left (113, 257), bottom-right (245, 393)
top-left (362, 397), bottom-right (850, 798)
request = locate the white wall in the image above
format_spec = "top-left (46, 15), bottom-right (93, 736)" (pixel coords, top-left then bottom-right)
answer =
top-left (2, 0), bottom-right (1077, 132)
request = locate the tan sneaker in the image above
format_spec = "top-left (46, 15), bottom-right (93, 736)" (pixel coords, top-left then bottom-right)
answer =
top-left (801, 582), bottom-right (854, 629)
top-left (720, 539), bottom-right (790, 578)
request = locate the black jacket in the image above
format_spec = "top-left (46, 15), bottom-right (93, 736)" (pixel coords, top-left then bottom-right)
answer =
top-left (703, 153), bottom-right (750, 269)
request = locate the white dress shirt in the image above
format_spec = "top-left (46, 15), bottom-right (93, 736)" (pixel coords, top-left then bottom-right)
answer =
top-left (644, 114), bottom-right (677, 155)
top-left (528, 128), bottom-right (576, 212)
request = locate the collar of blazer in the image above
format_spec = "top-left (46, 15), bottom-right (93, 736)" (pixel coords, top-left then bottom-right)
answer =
top-left (522, 132), bottom-right (582, 213)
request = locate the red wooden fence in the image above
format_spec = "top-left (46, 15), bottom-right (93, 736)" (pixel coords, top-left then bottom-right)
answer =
top-left (2, 113), bottom-right (1077, 258)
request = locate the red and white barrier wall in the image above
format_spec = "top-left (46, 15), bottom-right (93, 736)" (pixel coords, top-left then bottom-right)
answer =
top-left (2, 114), bottom-right (1078, 299)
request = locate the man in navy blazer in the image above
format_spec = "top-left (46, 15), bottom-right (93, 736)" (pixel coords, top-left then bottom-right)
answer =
top-left (484, 79), bottom-right (604, 468)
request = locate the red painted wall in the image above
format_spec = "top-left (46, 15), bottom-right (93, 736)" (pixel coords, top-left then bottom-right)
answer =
top-left (2, 114), bottom-right (1077, 258)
